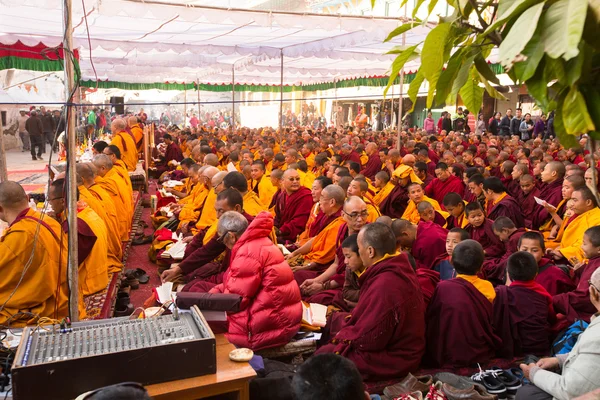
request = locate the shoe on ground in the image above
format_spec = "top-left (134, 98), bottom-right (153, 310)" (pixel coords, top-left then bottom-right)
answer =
top-left (32, 156), bottom-right (37, 161)
top-left (384, 374), bottom-right (433, 398)
top-left (425, 382), bottom-right (445, 400)
top-left (114, 303), bottom-right (134, 317)
top-left (132, 235), bottom-right (152, 246)
top-left (392, 391), bottom-right (423, 400)
top-left (116, 292), bottom-right (130, 309)
top-left (489, 367), bottom-right (522, 399)
top-left (471, 370), bottom-right (507, 400)
top-left (441, 383), bottom-right (496, 400)
top-left (122, 276), bottom-right (140, 290)
top-left (37, 156), bottom-right (43, 160)
top-left (434, 372), bottom-right (487, 393)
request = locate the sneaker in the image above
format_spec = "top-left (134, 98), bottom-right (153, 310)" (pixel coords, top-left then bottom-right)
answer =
top-left (471, 367), bottom-right (507, 400)
top-left (489, 367), bottom-right (522, 399)
top-left (425, 382), bottom-right (445, 400)
top-left (441, 383), bottom-right (495, 400)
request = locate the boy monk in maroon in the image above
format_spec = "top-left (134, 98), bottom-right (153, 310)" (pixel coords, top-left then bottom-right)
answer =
top-left (316, 223), bottom-right (425, 381)
top-left (425, 240), bottom-right (501, 368)
top-left (493, 252), bottom-right (556, 358)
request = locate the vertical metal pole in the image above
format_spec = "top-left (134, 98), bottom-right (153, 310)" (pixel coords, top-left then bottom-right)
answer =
top-left (62, 0), bottom-right (79, 321)
top-left (397, 3), bottom-right (407, 135)
top-left (0, 121), bottom-right (7, 182)
top-left (334, 78), bottom-right (338, 127)
top-left (390, 77), bottom-right (394, 130)
top-left (231, 66), bottom-right (235, 130)
top-left (183, 88), bottom-right (187, 128)
top-left (279, 49), bottom-right (284, 136)
top-left (196, 79), bottom-right (200, 120)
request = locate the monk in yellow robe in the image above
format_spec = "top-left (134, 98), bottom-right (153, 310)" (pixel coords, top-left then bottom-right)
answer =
top-left (402, 182), bottom-right (448, 224)
top-left (372, 170), bottom-right (395, 207)
top-left (224, 171), bottom-right (267, 216)
top-left (347, 178), bottom-right (380, 222)
top-left (298, 163), bottom-right (316, 190)
top-left (548, 187), bottom-right (600, 264)
top-left (49, 179), bottom-right (109, 296)
top-left (176, 165), bottom-right (209, 232)
top-left (110, 118), bottom-right (138, 171)
top-left (285, 185), bottom-right (346, 270)
top-left (250, 160), bottom-right (277, 208)
top-left (77, 164), bottom-right (123, 272)
top-left (103, 144), bottom-right (133, 193)
top-left (263, 149), bottom-right (275, 174)
top-left (189, 167), bottom-right (221, 234)
top-left (0, 181), bottom-right (85, 327)
top-left (128, 116), bottom-right (144, 151)
top-left (92, 154), bottom-right (133, 241)
top-left (301, 143), bottom-right (316, 169)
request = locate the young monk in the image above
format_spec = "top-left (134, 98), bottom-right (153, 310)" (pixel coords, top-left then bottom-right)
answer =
top-left (553, 226), bottom-right (600, 323)
top-left (493, 252), bottom-right (556, 358)
top-left (372, 171), bottom-right (394, 208)
top-left (519, 174), bottom-right (541, 229)
top-left (425, 240), bottom-right (501, 367)
top-left (431, 228), bottom-right (470, 281)
top-left (393, 218), bottom-right (447, 270)
top-left (517, 231), bottom-right (575, 296)
top-left (401, 182), bottom-right (446, 225)
top-left (339, 234), bottom-right (363, 309)
top-left (443, 192), bottom-right (468, 229)
top-left (464, 202), bottom-right (506, 285)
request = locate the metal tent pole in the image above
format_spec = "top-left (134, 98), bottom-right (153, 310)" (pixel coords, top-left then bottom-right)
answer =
top-left (231, 66), bottom-right (235, 130)
top-left (62, 0), bottom-right (79, 321)
top-left (0, 122), bottom-right (7, 182)
top-left (279, 49), bottom-right (284, 137)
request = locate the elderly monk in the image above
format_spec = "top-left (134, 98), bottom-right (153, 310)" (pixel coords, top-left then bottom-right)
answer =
top-left (483, 176), bottom-right (525, 228)
top-left (286, 185), bottom-right (345, 278)
top-left (532, 161), bottom-right (566, 230)
top-left (175, 165), bottom-right (209, 233)
top-left (76, 163), bottom-right (123, 272)
top-left (425, 162), bottom-right (465, 208)
top-left (299, 196), bottom-right (369, 306)
top-left (274, 169), bottom-right (313, 243)
top-left (347, 178), bottom-right (380, 222)
top-left (92, 154), bottom-right (133, 241)
top-left (103, 145), bottom-right (133, 193)
top-left (0, 181), bottom-right (83, 327)
top-left (393, 217), bottom-right (447, 270)
top-left (401, 182), bottom-right (447, 225)
top-left (224, 171), bottom-right (266, 216)
top-left (294, 176), bottom-right (333, 247)
top-left (372, 171), bottom-right (394, 208)
top-left (48, 179), bottom-right (109, 296)
top-left (128, 115), bottom-right (144, 150)
top-left (360, 142), bottom-right (382, 181)
top-left (340, 143), bottom-right (361, 165)
top-left (110, 118), bottom-right (138, 171)
top-left (425, 240), bottom-right (501, 368)
top-left (379, 164), bottom-right (422, 218)
top-left (316, 223), bottom-right (425, 382)
top-left (250, 160), bottom-right (277, 208)
top-left (194, 169), bottom-right (226, 233)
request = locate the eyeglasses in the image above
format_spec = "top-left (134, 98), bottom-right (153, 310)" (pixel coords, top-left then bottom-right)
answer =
top-left (288, 177), bottom-right (301, 182)
top-left (343, 210), bottom-right (369, 220)
top-left (589, 280), bottom-right (600, 293)
top-left (217, 230), bottom-right (231, 243)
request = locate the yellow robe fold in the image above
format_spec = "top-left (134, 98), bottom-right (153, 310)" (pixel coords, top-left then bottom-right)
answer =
top-left (195, 189), bottom-right (218, 232)
top-left (304, 216), bottom-right (346, 265)
top-left (0, 209), bottom-right (85, 327)
top-left (243, 191), bottom-right (267, 216)
top-left (94, 172), bottom-right (132, 242)
top-left (373, 182), bottom-right (395, 207)
top-left (130, 123), bottom-right (144, 150)
top-left (113, 159), bottom-right (133, 194)
top-left (178, 185), bottom-right (208, 227)
top-left (77, 207), bottom-right (110, 296)
top-left (365, 198), bottom-right (381, 222)
top-left (296, 202), bottom-right (320, 246)
top-left (252, 176), bottom-right (278, 208)
top-left (111, 130), bottom-right (138, 171)
top-left (305, 153), bottom-right (315, 169)
top-left (558, 207), bottom-right (600, 263)
top-left (402, 196), bottom-right (448, 224)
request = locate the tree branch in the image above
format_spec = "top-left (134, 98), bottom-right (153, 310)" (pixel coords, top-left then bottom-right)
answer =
top-left (468, 0), bottom-right (489, 30)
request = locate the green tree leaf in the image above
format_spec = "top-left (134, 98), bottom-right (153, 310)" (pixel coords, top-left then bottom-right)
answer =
top-left (562, 87), bottom-right (596, 134)
top-left (498, 2), bottom-right (544, 69)
top-left (483, 0), bottom-right (544, 36)
top-left (477, 72), bottom-right (507, 100)
top-left (525, 59), bottom-right (550, 111)
top-left (371, 0), bottom-right (376, 8)
top-left (421, 22), bottom-right (453, 108)
top-left (435, 49), bottom-right (465, 106)
top-left (459, 71), bottom-right (484, 114)
top-left (384, 22), bottom-right (421, 43)
top-left (413, 0), bottom-right (428, 18)
top-left (545, 57), bottom-right (567, 85)
top-left (383, 45), bottom-right (420, 98)
top-left (511, 29), bottom-right (544, 82)
top-left (580, 86), bottom-right (600, 131)
top-left (474, 55), bottom-right (500, 84)
top-left (408, 70), bottom-right (425, 112)
top-left (447, 56), bottom-right (476, 105)
top-left (427, 0), bottom-right (440, 18)
top-left (541, 0), bottom-right (588, 60)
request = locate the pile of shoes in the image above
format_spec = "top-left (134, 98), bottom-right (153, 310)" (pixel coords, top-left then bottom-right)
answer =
top-left (382, 369), bottom-right (523, 400)
top-left (114, 268), bottom-right (150, 317)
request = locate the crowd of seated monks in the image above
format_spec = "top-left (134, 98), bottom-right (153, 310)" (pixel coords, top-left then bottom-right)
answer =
top-left (1, 123), bottom-right (600, 399)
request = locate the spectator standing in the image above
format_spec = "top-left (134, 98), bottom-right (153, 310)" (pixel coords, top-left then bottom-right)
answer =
top-left (423, 111), bottom-right (436, 134)
top-left (25, 110), bottom-right (44, 160)
top-left (546, 111), bottom-right (555, 139)
top-left (533, 114), bottom-right (547, 139)
top-left (489, 112), bottom-right (501, 135)
top-left (453, 107), bottom-right (466, 132)
top-left (499, 108), bottom-right (512, 136)
top-left (510, 108), bottom-right (523, 136)
top-left (437, 111), bottom-right (446, 132)
top-left (519, 113), bottom-right (535, 140)
top-left (40, 108), bottom-right (56, 154)
top-left (17, 109), bottom-right (30, 152)
top-left (442, 112), bottom-right (453, 133)
top-left (475, 113), bottom-right (486, 135)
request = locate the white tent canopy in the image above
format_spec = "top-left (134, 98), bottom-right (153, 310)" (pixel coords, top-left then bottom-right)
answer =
top-left (0, 0), bottom-right (449, 86)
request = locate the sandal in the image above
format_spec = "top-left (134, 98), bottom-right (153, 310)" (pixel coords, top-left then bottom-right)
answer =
top-left (132, 235), bottom-right (153, 246)
top-left (125, 268), bottom-right (150, 284)
top-left (122, 275), bottom-right (140, 290)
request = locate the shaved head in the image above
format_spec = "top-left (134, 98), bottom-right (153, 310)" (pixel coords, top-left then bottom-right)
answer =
top-left (127, 116), bottom-right (139, 126)
top-left (204, 153), bottom-right (219, 167)
top-left (322, 184), bottom-right (346, 205)
top-left (202, 166), bottom-right (219, 181)
top-left (0, 181), bottom-right (29, 223)
top-left (92, 154), bottom-right (113, 177)
top-left (112, 118), bottom-right (127, 131)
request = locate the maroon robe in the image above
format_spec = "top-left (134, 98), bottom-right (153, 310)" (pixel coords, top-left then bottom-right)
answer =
top-left (156, 142), bottom-right (184, 174)
top-left (275, 186), bottom-right (313, 243)
top-left (465, 219), bottom-right (506, 283)
top-left (342, 151), bottom-right (362, 165)
top-left (463, 186), bottom-right (476, 203)
top-left (531, 179), bottom-right (564, 229)
top-left (425, 174), bottom-right (465, 208)
top-left (379, 184), bottom-right (409, 219)
top-left (416, 268), bottom-right (440, 308)
top-left (360, 154), bottom-right (382, 181)
top-left (421, 174), bottom-right (434, 190)
top-left (484, 228), bottom-right (527, 285)
top-left (493, 283), bottom-right (554, 358)
top-left (487, 195), bottom-right (525, 228)
top-left (553, 256), bottom-right (600, 323)
top-left (60, 217), bottom-right (97, 266)
top-left (535, 258), bottom-right (575, 296)
top-left (521, 187), bottom-right (541, 229)
top-left (412, 220), bottom-right (448, 270)
top-left (425, 277), bottom-right (501, 367)
top-left (316, 253), bottom-right (425, 382)
top-left (504, 178), bottom-right (521, 199)
top-left (309, 208), bottom-right (342, 238)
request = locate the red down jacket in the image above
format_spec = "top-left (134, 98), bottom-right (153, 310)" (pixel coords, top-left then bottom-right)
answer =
top-left (210, 211), bottom-right (302, 350)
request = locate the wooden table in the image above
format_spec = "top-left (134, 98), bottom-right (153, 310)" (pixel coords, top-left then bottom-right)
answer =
top-left (146, 334), bottom-right (257, 400)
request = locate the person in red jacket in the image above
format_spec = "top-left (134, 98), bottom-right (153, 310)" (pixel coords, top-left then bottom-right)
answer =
top-left (210, 211), bottom-right (302, 351)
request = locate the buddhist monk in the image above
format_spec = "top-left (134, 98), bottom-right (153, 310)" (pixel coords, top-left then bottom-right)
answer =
top-left (194, 170), bottom-right (226, 233)
top-left (92, 154), bottom-right (132, 241)
top-left (250, 160), bottom-right (277, 208)
top-left (110, 118), bottom-right (138, 171)
top-left (425, 240), bottom-right (501, 367)
top-left (298, 196), bottom-right (368, 304)
top-left (347, 178), bottom-right (380, 222)
top-left (372, 171), bottom-right (394, 208)
top-left (431, 227), bottom-right (470, 280)
top-left (315, 223), bottom-right (425, 382)
top-left (517, 231), bottom-right (575, 296)
top-left (103, 144), bottom-right (133, 201)
top-left (417, 201), bottom-right (447, 227)
top-left (127, 115), bottom-right (144, 150)
top-left (519, 174), bottom-right (541, 229)
top-left (483, 177), bottom-right (525, 228)
top-left (153, 133), bottom-right (184, 176)
top-left (489, 216), bottom-right (528, 282)
top-left (76, 164), bottom-right (123, 272)
top-left (48, 179), bottom-right (109, 296)
top-left (543, 175), bottom-right (586, 245)
top-left (393, 217), bottom-right (447, 270)
top-left (175, 165), bottom-right (209, 233)
top-left (294, 176), bottom-right (333, 248)
top-left (531, 161), bottom-right (565, 230)
top-left (0, 181), bottom-right (80, 326)
top-left (442, 192), bottom-right (468, 229)
top-left (494, 251), bottom-right (556, 358)
top-left (224, 171), bottom-right (266, 216)
top-left (553, 226), bottom-right (600, 323)
top-left (425, 162), bottom-right (465, 207)
top-left (360, 142), bottom-right (382, 181)
top-left (274, 169), bottom-right (313, 243)
top-left (379, 164), bottom-right (421, 218)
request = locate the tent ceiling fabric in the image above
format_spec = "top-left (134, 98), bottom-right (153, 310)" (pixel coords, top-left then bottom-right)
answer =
top-left (0, 0), bottom-right (444, 86)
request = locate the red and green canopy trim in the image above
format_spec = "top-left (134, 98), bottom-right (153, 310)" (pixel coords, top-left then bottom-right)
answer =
top-left (0, 41), bottom-right (80, 72)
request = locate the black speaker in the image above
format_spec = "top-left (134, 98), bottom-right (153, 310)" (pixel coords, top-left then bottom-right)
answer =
top-left (110, 96), bottom-right (125, 114)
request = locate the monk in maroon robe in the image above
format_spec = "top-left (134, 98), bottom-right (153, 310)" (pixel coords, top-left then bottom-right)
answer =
top-left (379, 184), bottom-right (409, 219)
top-left (316, 224), bottom-right (425, 382)
top-left (393, 219), bottom-right (447, 270)
top-left (341, 144), bottom-right (362, 165)
top-left (553, 255), bottom-right (600, 323)
top-left (155, 134), bottom-right (184, 175)
top-left (519, 174), bottom-right (540, 229)
top-left (483, 177), bottom-right (525, 228)
top-left (425, 162), bottom-right (465, 208)
top-left (425, 240), bottom-right (501, 368)
top-left (531, 161), bottom-right (565, 229)
top-left (274, 169), bottom-right (313, 243)
top-left (489, 217), bottom-right (527, 284)
top-left (493, 252), bottom-right (556, 358)
top-left (360, 143), bottom-right (382, 181)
